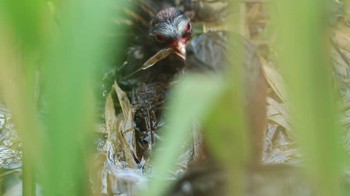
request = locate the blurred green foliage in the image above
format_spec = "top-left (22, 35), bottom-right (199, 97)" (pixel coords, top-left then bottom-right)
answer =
top-left (0, 0), bottom-right (347, 196)
top-left (271, 0), bottom-right (345, 196)
top-left (0, 0), bottom-right (119, 195)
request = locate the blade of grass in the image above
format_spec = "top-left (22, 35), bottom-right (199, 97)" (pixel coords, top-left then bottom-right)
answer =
top-left (0, 0), bottom-right (132, 195)
top-left (0, 2), bottom-right (46, 194)
top-left (40, 0), bottom-right (114, 194)
top-left (208, 1), bottom-right (250, 193)
top-left (0, 31), bottom-right (39, 196)
top-left (141, 74), bottom-right (225, 196)
top-left (271, 1), bottom-right (346, 195)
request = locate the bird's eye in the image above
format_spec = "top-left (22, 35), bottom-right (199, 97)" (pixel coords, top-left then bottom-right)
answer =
top-left (155, 34), bottom-right (166, 42)
top-left (185, 22), bottom-right (192, 33)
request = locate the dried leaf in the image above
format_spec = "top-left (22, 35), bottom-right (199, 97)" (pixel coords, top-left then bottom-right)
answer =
top-left (267, 97), bottom-right (289, 119)
top-left (113, 82), bottom-right (138, 167)
top-left (105, 92), bottom-right (117, 139)
top-left (268, 114), bottom-right (292, 132)
top-left (262, 63), bottom-right (288, 102)
top-left (141, 47), bottom-right (174, 70)
top-left (126, 47), bottom-right (174, 77)
top-left (267, 97), bottom-right (293, 136)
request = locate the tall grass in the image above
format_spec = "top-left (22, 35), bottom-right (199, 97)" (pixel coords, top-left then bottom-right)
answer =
top-left (0, 1), bottom-right (46, 195)
top-left (40, 1), bottom-right (112, 194)
top-left (270, 0), bottom-right (345, 195)
top-left (0, 0), bottom-right (347, 195)
top-left (0, 0), bottom-right (116, 195)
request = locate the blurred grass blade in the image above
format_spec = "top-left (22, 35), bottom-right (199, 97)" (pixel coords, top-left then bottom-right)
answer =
top-left (40, 0), bottom-right (114, 195)
top-left (271, 0), bottom-right (345, 195)
top-left (0, 27), bottom-right (40, 196)
top-left (141, 74), bottom-right (224, 196)
top-left (0, 2), bottom-right (46, 195)
top-left (0, 0), bottom-right (43, 49)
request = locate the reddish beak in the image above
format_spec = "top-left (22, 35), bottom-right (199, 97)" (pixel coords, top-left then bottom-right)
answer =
top-left (171, 38), bottom-right (187, 60)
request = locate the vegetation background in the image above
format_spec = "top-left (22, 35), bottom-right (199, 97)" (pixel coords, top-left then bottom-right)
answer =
top-left (0, 0), bottom-right (349, 195)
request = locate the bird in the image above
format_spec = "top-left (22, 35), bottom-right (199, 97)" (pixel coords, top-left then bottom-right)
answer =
top-left (116, 7), bottom-right (194, 161)
top-left (115, 5), bottom-right (266, 168)
top-left (174, 0), bottom-right (230, 23)
top-left (117, 7), bottom-right (192, 90)
top-left (185, 31), bottom-right (267, 165)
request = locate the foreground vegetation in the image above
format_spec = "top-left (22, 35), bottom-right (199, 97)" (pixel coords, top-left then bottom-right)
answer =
top-left (0, 0), bottom-right (349, 195)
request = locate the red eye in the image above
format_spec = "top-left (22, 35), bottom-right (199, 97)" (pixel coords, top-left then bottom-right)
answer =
top-left (155, 34), bottom-right (166, 42)
top-left (185, 22), bottom-right (192, 33)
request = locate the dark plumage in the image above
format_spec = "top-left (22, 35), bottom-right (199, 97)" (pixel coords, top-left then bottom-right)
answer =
top-left (117, 7), bottom-right (191, 91)
top-left (116, 6), bottom-right (266, 167)
top-left (185, 31), bottom-right (267, 164)
top-left (111, 3), bottom-right (267, 195)
top-left (116, 8), bottom-right (193, 161)
top-left (150, 8), bottom-right (191, 41)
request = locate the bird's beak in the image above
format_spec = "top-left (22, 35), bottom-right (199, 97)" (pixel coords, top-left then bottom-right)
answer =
top-left (172, 38), bottom-right (187, 60)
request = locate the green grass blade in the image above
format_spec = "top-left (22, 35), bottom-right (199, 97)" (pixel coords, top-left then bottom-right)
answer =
top-left (141, 74), bottom-right (224, 196)
top-left (271, 1), bottom-right (346, 195)
top-left (39, 0), bottom-right (114, 195)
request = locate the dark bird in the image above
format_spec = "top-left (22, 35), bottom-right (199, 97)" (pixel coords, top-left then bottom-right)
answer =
top-left (117, 7), bottom-right (192, 90)
top-left (116, 7), bottom-right (194, 161)
top-left (115, 6), bottom-right (266, 170)
top-left (111, 4), bottom-right (268, 196)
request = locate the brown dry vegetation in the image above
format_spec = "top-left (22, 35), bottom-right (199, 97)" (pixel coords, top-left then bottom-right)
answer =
top-left (1, 0), bottom-right (350, 195)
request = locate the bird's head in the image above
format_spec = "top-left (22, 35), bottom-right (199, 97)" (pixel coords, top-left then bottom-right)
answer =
top-left (149, 8), bottom-right (192, 60)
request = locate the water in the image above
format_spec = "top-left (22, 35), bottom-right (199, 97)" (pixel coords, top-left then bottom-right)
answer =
top-left (0, 104), bottom-right (22, 170)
